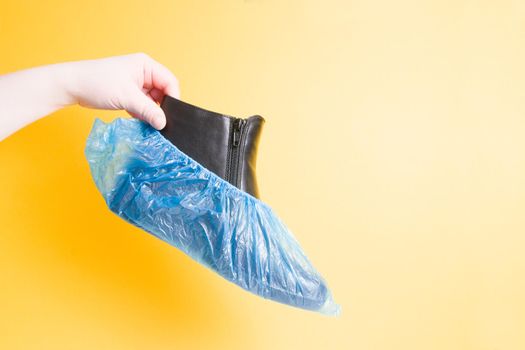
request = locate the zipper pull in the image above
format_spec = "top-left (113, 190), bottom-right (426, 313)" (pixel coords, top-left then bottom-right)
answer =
top-left (232, 119), bottom-right (245, 147)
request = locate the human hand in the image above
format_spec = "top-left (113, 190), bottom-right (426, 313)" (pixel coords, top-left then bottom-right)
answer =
top-left (63, 53), bottom-right (180, 129)
top-left (0, 53), bottom-right (179, 140)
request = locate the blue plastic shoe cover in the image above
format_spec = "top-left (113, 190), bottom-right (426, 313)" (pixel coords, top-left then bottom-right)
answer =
top-left (85, 118), bottom-right (340, 316)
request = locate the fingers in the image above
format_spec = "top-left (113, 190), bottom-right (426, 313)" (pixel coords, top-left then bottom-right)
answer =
top-left (147, 87), bottom-right (165, 104)
top-left (123, 54), bottom-right (180, 130)
top-left (142, 56), bottom-right (180, 100)
top-left (124, 87), bottom-right (166, 130)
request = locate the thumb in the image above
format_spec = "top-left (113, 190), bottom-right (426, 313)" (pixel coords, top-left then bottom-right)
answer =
top-left (124, 88), bottom-right (166, 130)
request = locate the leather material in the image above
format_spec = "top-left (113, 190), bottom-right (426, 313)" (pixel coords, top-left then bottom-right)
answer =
top-left (160, 95), bottom-right (265, 198)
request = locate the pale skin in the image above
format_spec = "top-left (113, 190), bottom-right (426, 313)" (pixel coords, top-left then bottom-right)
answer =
top-left (0, 53), bottom-right (180, 141)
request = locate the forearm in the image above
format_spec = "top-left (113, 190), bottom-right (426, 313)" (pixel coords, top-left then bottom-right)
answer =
top-left (0, 63), bottom-right (76, 141)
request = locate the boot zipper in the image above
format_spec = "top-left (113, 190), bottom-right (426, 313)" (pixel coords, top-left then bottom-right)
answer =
top-left (227, 118), bottom-right (247, 185)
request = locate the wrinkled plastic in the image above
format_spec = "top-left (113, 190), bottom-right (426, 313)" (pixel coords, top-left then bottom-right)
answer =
top-left (85, 118), bottom-right (340, 316)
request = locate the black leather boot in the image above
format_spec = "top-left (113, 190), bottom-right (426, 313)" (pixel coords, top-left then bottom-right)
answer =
top-left (160, 95), bottom-right (265, 199)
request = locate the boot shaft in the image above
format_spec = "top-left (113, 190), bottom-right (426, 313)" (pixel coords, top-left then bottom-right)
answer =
top-left (160, 95), bottom-right (265, 198)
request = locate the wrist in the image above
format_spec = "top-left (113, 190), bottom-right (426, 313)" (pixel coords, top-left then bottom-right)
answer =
top-left (50, 61), bottom-right (81, 107)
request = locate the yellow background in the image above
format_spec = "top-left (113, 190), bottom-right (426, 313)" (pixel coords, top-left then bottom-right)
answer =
top-left (1, 0), bottom-right (525, 349)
